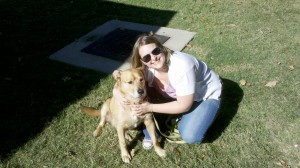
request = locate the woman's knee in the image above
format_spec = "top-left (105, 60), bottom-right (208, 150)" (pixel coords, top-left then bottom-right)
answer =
top-left (180, 131), bottom-right (204, 144)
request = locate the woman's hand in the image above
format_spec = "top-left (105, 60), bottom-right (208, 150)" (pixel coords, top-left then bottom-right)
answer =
top-left (113, 84), bottom-right (130, 106)
top-left (131, 102), bottom-right (152, 116)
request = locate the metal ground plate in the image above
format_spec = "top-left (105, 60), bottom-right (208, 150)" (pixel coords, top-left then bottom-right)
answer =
top-left (50, 20), bottom-right (196, 73)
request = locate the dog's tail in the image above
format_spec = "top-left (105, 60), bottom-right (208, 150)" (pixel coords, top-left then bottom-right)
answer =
top-left (80, 105), bottom-right (100, 117)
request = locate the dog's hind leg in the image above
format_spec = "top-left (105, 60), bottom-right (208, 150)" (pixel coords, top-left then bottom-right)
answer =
top-left (125, 131), bottom-right (133, 141)
top-left (93, 101), bottom-right (109, 137)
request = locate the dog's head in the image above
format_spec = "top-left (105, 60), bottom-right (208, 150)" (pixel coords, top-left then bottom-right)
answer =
top-left (113, 68), bottom-right (147, 103)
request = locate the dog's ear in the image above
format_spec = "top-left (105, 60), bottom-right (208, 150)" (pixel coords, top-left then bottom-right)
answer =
top-left (112, 70), bottom-right (122, 80)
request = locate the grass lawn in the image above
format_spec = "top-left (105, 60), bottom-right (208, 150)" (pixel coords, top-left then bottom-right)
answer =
top-left (1, 0), bottom-right (299, 167)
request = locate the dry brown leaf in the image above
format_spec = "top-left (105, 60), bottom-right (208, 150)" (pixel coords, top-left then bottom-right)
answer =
top-left (186, 44), bottom-right (192, 49)
top-left (275, 159), bottom-right (291, 168)
top-left (227, 24), bottom-right (236, 27)
top-left (64, 150), bottom-right (76, 157)
top-left (200, 154), bottom-right (205, 160)
top-left (62, 76), bottom-right (71, 82)
top-left (239, 79), bottom-right (247, 86)
top-left (173, 147), bottom-right (181, 156)
top-left (200, 16), bottom-right (208, 22)
top-left (289, 65), bottom-right (295, 71)
top-left (265, 81), bottom-right (277, 88)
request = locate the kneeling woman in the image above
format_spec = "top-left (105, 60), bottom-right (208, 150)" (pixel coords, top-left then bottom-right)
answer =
top-left (117, 34), bottom-right (222, 148)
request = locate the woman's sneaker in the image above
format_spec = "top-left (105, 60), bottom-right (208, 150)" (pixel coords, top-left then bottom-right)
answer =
top-left (142, 137), bottom-right (162, 150)
top-left (142, 138), bottom-right (153, 150)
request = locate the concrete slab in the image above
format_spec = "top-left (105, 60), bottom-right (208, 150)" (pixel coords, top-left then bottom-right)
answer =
top-left (50, 20), bottom-right (196, 73)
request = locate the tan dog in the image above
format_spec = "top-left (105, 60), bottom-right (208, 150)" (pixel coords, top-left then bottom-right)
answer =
top-left (80, 68), bottom-right (165, 163)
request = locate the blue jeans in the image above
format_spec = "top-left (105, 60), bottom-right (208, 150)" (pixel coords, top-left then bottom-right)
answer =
top-left (143, 99), bottom-right (221, 144)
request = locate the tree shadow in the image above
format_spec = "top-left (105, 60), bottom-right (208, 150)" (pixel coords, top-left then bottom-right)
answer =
top-left (0, 0), bottom-right (176, 161)
top-left (203, 78), bottom-right (244, 143)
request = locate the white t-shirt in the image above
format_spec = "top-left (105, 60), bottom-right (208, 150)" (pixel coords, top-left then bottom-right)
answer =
top-left (146, 51), bottom-right (222, 101)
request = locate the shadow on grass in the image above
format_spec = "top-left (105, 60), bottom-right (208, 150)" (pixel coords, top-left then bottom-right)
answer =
top-left (204, 78), bottom-right (244, 143)
top-left (0, 0), bottom-right (176, 161)
top-left (0, 63), bottom-right (108, 161)
top-left (152, 78), bottom-right (243, 144)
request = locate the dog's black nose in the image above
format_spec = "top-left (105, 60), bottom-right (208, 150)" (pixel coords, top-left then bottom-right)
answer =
top-left (137, 89), bottom-right (144, 95)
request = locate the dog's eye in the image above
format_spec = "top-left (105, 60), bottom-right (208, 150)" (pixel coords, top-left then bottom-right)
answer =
top-left (127, 81), bottom-right (133, 84)
top-left (140, 78), bottom-right (144, 82)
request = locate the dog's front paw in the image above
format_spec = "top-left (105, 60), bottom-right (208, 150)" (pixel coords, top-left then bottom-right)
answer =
top-left (155, 148), bottom-right (166, 158)
top-left (93, 129), bottom-right (101, 137)
top-left (121, 153), bottom-right (132, 163)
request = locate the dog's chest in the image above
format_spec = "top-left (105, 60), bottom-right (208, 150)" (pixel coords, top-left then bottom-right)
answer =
top-left (122, 115), bottom-right (143, 129)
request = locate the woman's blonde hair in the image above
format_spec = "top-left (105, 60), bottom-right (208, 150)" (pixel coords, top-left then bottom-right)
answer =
top-left (131, 33), bottom-right (172, 68)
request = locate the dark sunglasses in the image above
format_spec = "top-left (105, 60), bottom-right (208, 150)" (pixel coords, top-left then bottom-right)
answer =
top-left (141, 47), bottom-right (161, 63)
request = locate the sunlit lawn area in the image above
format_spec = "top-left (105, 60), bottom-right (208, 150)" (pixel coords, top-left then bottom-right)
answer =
top-left (1, 0), bottom-right (299, 167)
